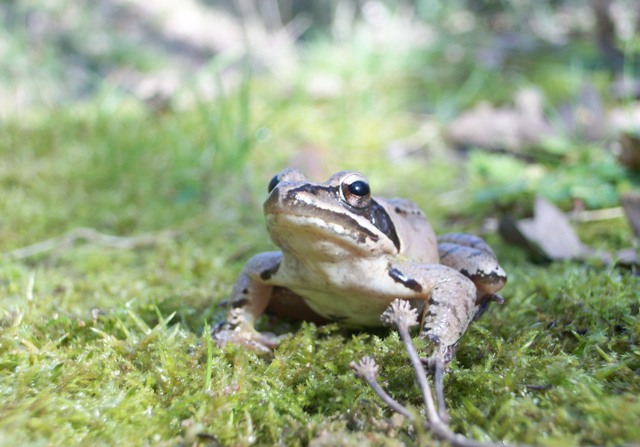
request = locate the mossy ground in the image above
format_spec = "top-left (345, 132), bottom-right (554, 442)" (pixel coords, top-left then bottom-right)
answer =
top-left (2, 5), bottom-right (640, 446)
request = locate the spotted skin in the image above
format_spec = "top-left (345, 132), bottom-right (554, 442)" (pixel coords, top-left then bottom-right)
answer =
top-left (438, 233), bottom-right (507, 303)
top-left (213, 169), bottom-right (508, 417)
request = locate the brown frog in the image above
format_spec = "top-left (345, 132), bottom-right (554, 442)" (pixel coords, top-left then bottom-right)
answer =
top-left (214, 169), bottom-right (507, 412)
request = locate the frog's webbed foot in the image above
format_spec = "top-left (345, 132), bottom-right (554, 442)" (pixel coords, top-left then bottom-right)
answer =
top-left (211, 308), bottom-right (282, 353)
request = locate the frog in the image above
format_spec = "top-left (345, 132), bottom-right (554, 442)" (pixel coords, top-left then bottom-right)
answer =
top-left (213, 169), bottom-right (507, 415)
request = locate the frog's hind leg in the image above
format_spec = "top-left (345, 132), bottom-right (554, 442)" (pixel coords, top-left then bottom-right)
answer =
top-left (397, 264), bottom-right (478, 421)
top-left (438, 232), bottom-right (496, 256)
top-left (437, 233), bottom-right (507, 308)
top-left (389, 263), bottom-right (479, 421)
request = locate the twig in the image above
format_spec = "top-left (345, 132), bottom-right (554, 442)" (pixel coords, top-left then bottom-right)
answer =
top-left (353, 299), bottom-right (529, 447)
top-left (350, 357), bottom-right (414, 420)
top-left (3, 227), bottom-right (180, 260)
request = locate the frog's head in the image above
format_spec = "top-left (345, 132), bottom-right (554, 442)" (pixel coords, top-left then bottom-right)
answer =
top-left (264, 169), bottom-right (401, 260)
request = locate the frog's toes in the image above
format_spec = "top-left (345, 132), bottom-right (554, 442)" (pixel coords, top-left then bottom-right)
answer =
top-left (211, 326), bottom-right (281, 353)
top-left (472, 293), bottom-right (506, 321)
top-left (211, 310), bottom-right (282, 353)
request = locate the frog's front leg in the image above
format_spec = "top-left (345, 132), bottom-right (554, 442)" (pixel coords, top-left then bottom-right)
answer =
top-left (213, 251), bottom-right (325, 352)
top-left (389, 263), bottom-right (479, 420)
top-left (437, 233), bottom-right (507, 319)
top-left (212, 251), bottom-right (284, 352)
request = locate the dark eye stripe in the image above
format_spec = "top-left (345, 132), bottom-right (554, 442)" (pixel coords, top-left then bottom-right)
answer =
top-left (369, 200), bottom-right (400, 251)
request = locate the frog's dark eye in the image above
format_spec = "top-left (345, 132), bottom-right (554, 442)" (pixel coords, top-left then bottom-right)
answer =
top-left (268, 175), bottom-right (280, 193)
top-left (341, 178), bottom-right (371, 209)
top-left (348, 180), bottom-right (370, 197)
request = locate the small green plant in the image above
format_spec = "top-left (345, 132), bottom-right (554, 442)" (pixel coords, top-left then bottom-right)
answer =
top-left (467, 142), bottom-right (633, 211)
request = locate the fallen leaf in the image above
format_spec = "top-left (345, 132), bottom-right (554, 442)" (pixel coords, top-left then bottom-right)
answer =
top-left (499, 197), bottom-right (603, 261)
top-left (500, 196), bottom-right (640, 270)
top-left (446, 88), bottom-right (552, 152)
top-left (616, 247), bottom-right (639, 268)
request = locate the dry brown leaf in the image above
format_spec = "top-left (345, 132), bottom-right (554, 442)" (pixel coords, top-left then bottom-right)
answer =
top-left (616, 247), bottom-right (639, 268)
top-left (499, 197), bottom-right (594, 261)
top-left (446, 88), bottom-right (552, 151)
top-left (499, 197), bottom-right (640, 269)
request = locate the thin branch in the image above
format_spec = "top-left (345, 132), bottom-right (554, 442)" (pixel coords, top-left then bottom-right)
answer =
top-left (350, 357), bottom-right (414, 420)
top-left (3, 227), bottom-right (180, 260)
top-left (355, 299), bottom-right (531, 447)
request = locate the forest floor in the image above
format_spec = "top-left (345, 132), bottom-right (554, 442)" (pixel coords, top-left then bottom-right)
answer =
top-left (1, 1), bottom-right (639, 446)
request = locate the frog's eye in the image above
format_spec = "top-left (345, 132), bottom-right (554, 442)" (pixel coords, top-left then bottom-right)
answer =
top-left (268, 175), bottom-right (280, 193)
top-left (341, 179), bottom-right (371, 209)
top-left (348, 180), bottom-right (370, 197)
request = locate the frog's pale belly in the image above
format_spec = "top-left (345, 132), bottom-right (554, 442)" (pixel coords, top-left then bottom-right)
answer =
top-left (274, 254), bottom-right (419, 326)
top-left (286, 285), bottom-right (408, 327)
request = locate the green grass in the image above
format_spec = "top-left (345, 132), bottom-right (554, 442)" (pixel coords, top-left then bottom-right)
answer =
top-left (2, 6), bottom-right (640, 446)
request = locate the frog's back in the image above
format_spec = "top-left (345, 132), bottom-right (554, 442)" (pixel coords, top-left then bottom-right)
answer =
top-left (376, 197), bottom-right (439, 264)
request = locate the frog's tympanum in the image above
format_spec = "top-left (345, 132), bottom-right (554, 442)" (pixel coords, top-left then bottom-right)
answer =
top-left (214, 169), bottom-right (506, 391)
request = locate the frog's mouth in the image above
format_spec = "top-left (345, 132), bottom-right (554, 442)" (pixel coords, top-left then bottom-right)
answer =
top-left (265, 210), bottom-right (380, 249)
